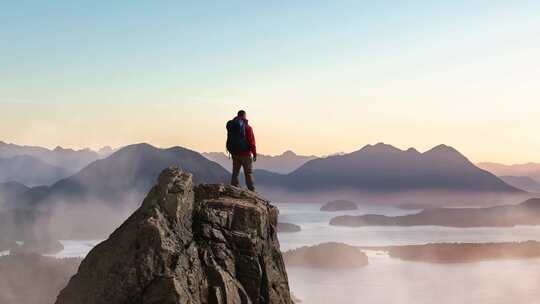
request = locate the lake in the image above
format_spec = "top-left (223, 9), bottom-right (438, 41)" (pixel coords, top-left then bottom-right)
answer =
top-left (53, 202), bottom-right (540, 304)
top-left (275, 202), bottom-right (540, 250)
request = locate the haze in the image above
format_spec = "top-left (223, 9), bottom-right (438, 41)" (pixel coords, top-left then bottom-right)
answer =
top-left (2, 1), bottom-right (540, 163)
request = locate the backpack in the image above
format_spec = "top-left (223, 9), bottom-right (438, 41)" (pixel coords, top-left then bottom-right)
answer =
top-left (226, 118), bottom-right (250, 154)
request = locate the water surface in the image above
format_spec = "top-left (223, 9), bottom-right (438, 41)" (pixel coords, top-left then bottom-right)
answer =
top-left (53, 202), bottom-right (540, 304)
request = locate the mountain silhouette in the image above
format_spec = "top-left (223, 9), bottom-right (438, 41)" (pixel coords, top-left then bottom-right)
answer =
top-left (499, 176), bottom-right (540, 193)
top-left (0, 141), bottom-right (101, 173)
top-left (478, 162), bottom-right (540, 183)
top-left (0, 155), bottom-right (71, 186)
top-left (256, 143), bottom-right (521, 193)
top-left (15, 143), bottom-right (229, 209)
top-left (203, 150), bottom-right (317, 174)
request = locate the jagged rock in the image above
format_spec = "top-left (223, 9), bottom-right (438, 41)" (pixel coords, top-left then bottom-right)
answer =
top-left (56, 167), bottom-right (292, 304)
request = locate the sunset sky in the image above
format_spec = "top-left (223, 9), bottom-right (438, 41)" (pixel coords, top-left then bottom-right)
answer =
top-left (1, 1), bottom-right (539, 163)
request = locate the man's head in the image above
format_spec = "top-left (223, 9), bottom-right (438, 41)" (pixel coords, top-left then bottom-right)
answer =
top-left (237, 110), bottom-right (246, 118)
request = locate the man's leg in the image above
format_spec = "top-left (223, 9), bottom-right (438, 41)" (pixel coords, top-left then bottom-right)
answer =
top-left (241, 156), bottom-right (255, 191)
top-left (231, 155), bottom-right (241, 187)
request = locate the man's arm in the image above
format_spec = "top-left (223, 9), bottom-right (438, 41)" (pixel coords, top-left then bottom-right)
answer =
top-left (247, 125), bottom-right (257, 160)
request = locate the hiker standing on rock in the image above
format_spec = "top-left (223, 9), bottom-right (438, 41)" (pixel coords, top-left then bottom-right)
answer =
top-left (227, 110), bottom-right (257, 191)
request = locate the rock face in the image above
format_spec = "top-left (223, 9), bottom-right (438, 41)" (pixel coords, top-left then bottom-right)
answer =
top-left (56, 167), bottom-right (292, 304)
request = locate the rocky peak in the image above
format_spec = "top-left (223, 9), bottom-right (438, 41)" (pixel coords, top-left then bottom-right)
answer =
top-left (281, 150), bottom-right (297, 156)
top-left (358, 142), bottom-right (402, 154)
top-left (56, 167), bottom-right (292, 304)
top-left (423, 144), bottom-right (470, 163)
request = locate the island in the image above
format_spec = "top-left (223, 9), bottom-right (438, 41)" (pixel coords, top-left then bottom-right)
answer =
top-left (362, 241), bottom-right (540, 263)
top-left (330, 198), bottom-right (540, 227)
top-left (283, 242), bottom-right (368, 268)
top-left (320, 199), bottom-right (358, 212)
top-left (277, 222), bottom-right (302, 233)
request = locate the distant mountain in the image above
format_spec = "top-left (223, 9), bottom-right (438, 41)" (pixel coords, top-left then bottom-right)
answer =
top-left (202, 150), bottom-right (317, 174)
top-left (499, 176), bottom-right (540, 193)
top-left (477, 162), bottom-right (540, 183)
top-left (15, 143), bottom-right (230, 209)
top-left (97, 146), bottom-right (117, 157)
top-left (0, 155), bottom-right (71, 186)
top-left (256, 143), bottom-right (521, 193)
top-left (0, 141), bottom-right (101, 173)
top-left (1, 143), bottom-right (230, 240)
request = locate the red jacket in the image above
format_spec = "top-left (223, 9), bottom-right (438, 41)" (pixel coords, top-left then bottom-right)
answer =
top-left (236, 117), bottom-right (257, 157)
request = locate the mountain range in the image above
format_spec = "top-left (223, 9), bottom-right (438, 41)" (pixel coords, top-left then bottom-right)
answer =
top-left (0, 155), bottom-right (72, 186)
top-left (255, 143), bottom-right (521, 193)
top-left (0, 141), bottom-right (529, 240)
top-left (0, 141), bottom-right (105, 173)
top-left (498, 176), bottom-right (540, 193)
top-left (202, 150), bottom-right (317, 174)
top-left (0, 143), bottom-right (230, 240)
top-left (477, 162), bottom-right (540, 183)
top-left (1, 142), bottom-right (524, 210)
top-left (10, 143), bottom-right (229, 209)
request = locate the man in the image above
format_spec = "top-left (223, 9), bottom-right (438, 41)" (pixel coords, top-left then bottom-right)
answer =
top-left (226, 110), bottom-right (257, 191)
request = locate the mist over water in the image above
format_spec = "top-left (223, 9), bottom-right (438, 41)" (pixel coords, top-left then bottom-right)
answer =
top-left (46, 240), bottom-right (102, 258)
top-left (288, 255), bottom-right (540, 304)
top-left (49, 201), bottom-right (540, 304)
top-left (275, 202), bottom-right (540, 250)
top-left (3, 1), bottom-right (540, 302)
top-left (0, 191), bottom-right (143, 243)
top-left (278, 202), bottom-right (540, 304)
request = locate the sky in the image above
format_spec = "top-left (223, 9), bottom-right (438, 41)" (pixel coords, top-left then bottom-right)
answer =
top-left (1, 1), bottom-right (539, 163)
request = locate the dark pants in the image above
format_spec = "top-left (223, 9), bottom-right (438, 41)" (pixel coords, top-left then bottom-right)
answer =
top-left (231, 155), bottom-right (255, 191)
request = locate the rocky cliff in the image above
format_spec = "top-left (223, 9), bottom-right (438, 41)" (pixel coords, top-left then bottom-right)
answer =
top-left (56, 167), bottom-right (292, 304)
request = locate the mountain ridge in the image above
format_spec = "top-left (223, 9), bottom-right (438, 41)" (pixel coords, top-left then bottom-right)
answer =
top-left (0, 155), bottom-right (71, 186)
top-left (15, 143), bottom-right (230, 209)
top-left (0, 141), bottom-right (102, 173)
top-left (499, 176), bottom-right (540, 193)
top-left (256, 143), bottom-right (521, 193)
top-left (478, 162), bottom-right (540, 182)
top-left (1, 143), bottom-right (231, 241)
top-left (203, 151), bottom-right (317, 174)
